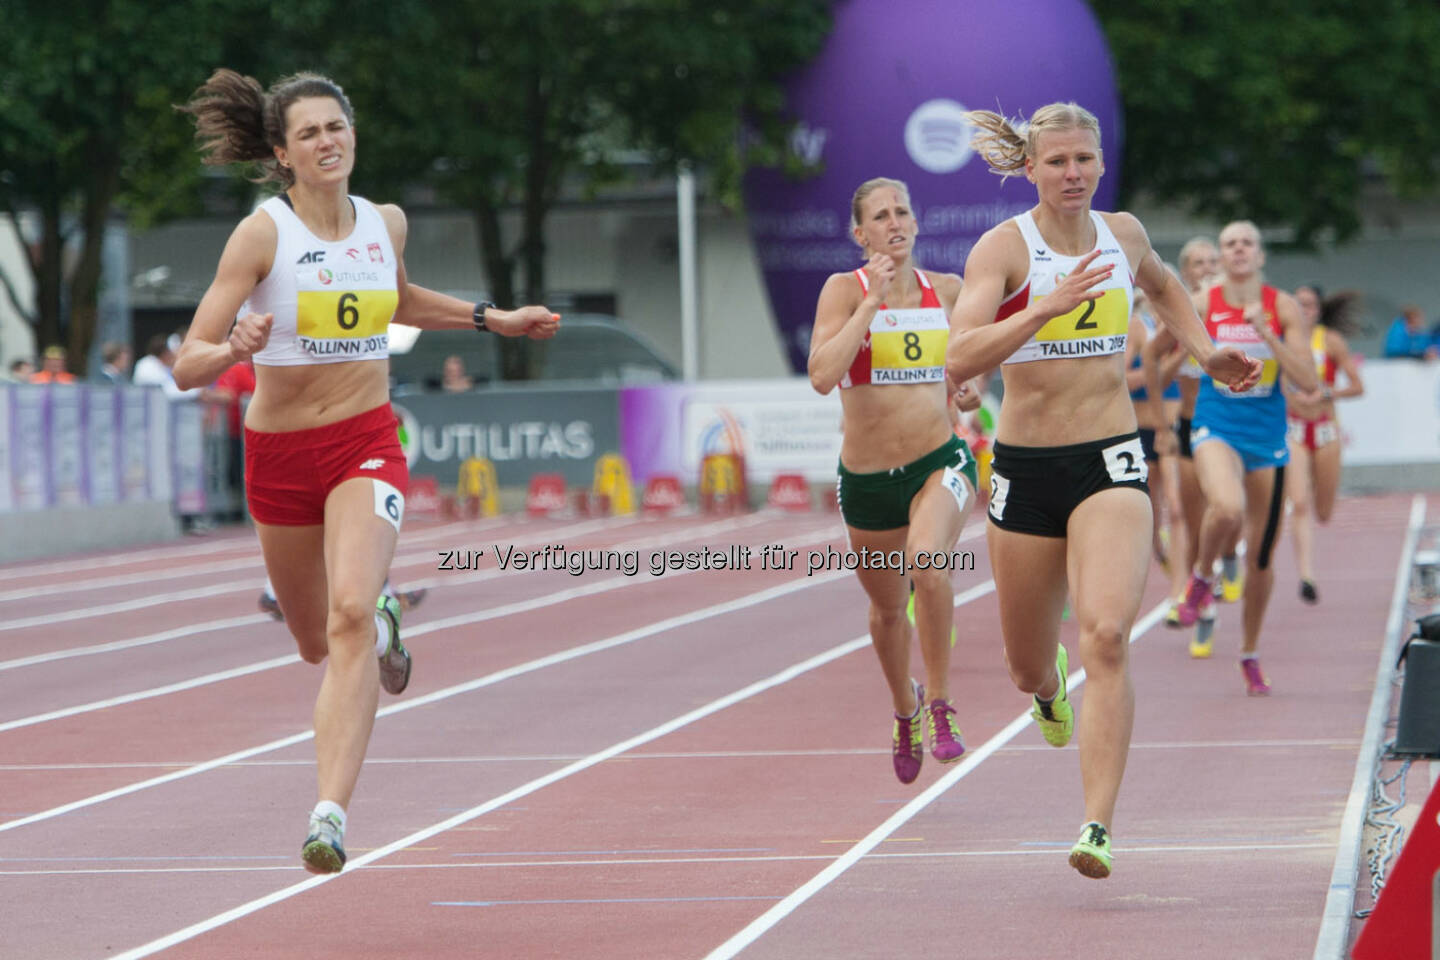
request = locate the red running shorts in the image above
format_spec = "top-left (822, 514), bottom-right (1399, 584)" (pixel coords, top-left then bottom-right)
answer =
top-left (245, 403), bottom-right (410, 526)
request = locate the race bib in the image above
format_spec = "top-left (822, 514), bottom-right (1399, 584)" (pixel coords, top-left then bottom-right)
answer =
top-left (869, 307), bottom-right (947, 384)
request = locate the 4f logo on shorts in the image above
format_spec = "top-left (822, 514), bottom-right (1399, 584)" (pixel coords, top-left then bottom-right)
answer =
top-left (359, 458), bottom-right (385, 470)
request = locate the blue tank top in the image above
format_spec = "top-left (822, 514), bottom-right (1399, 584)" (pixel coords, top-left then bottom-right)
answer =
top-left (1129, 310), bottom-right (1181, 403)
top-left (1193, 285), bottom-right (1287, 447)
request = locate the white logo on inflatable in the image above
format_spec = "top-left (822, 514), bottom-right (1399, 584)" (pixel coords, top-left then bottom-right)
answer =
top-left (904, 99), bottom-right (974, 174)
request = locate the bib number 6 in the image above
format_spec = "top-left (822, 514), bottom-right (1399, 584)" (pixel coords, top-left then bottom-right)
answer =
top-left (337, 292), bottom-right (360, 330)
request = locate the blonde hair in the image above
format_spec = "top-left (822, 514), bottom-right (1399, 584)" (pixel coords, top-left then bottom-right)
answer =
top-left (966, 102), bottom-right (1102, 179)
top-left (1177, 236), bottom-right (1217, 273)
top-left (1219, 219), bottom-right (1263, 248)
top-left (850, 177), bottom-right (911, 230)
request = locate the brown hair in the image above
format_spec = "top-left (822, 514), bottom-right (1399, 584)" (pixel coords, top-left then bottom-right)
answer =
top-left (177, 69), bottom-right (355, 186)
top-left (966, 102), bottom-right (1102, 179)
top-left (1318, 290), bottom-right (1364, 337)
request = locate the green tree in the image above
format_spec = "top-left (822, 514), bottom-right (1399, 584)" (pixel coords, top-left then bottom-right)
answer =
top-left (339, 0), bottom-right (831, 378)
top-left (0, 0), bottom-right (337, 372)
top-left (0, 0), bottom-right (227, 369)
top-left (1091, 0), bottom-right (1440, 245)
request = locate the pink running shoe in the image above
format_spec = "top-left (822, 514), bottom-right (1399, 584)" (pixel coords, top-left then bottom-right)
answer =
top-left (892, 681), bottom-right (925, 784)
top-left (1240, 658), bottom-right (1270, 696)
top-left (926, 699), bottom-right (966, 763)
top-left (1175, 574), bottom-right (1214, 627)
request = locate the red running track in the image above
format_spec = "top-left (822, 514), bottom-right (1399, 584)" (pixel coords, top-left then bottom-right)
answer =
top-left (0, 493), bottom-right (1429, 959)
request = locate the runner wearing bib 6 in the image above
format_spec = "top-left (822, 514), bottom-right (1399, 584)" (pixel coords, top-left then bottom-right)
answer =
top-left (173, 69), bottom-right (559, 875)
top-left (1173, 221), bottom-right (1318, 690)
top-left (946, 103), bottom-right (1260, 880)
top-left (809, 177), bottom-right (982, 788)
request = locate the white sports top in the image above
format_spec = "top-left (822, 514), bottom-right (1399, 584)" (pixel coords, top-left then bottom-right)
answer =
top-left (993, 211), bottom-right (1133, 364)
top-left (247, 195), bottom-right (399, 366)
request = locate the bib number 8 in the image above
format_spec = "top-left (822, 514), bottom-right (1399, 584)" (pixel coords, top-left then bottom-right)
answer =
top-left (903, 332), bottom-right (922, 361)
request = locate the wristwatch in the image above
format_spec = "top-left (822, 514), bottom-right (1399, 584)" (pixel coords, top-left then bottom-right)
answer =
top-left (473, 301), bottom-right (497, 333)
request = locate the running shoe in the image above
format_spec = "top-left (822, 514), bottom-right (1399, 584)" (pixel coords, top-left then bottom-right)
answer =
top-left (258, 591), bottom-right (284, 622)
top-left (1299, 580), bottom-right (1318, 605)
top-left (398, 588), bottom-right (428, 612)
top-left (1175, 574), bottom-right (1214, 627)
top-left (301, 811), bottom-right (346, 874)
top-left (1189, 619), bottom-right (1214, 659)
top-left (892, 680), bottom-right (925, 784)
top-left (1164, 600), bottom-right (1182, 629)
top-left (1031, 643), bottom-right (1074, 748)
top-left (1220, 555), bottom-right (1243, 603)
top-left (926, 698), bottom-right (966, 763)
top-left (1069, 821), bottom-right (1113, 879)
top-left (1240, 657), bottom-right (1271, 696)
top-left (376, 594), bottom-right (411, 695)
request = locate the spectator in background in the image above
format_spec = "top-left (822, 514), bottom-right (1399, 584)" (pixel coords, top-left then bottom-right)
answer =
top-left (93, 342), bottom-right (133, 385)
top-left (440, 354), bottom-right (474, 393)
top-left (133, 333), bottom-right (200, 397)
top-left (213, 358), bottom-right (257, 519)
top-left (6, 358), bottom-right (34, 382)
top-left (1383, 305), bottom-right (1439, 360)
top-left (30, 345), bottom-right (77, 384)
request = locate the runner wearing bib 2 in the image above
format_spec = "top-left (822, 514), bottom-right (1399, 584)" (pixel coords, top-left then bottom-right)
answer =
top-left (945, 103), bottom-right (1260, 881)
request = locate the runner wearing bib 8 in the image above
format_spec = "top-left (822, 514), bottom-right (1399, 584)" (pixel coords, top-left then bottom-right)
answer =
top-left (809, 177), bottom-right (981, 789)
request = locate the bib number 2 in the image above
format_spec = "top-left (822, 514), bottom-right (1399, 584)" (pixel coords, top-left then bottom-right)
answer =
top-left (1102, 437), bottom-right (1148, 484)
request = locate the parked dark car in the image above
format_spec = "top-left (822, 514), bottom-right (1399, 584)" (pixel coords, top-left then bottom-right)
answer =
top-left (388, 314), bottom-right (677, 392)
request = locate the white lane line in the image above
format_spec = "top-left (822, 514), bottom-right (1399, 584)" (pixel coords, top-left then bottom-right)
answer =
top-left (0, 522), bottom-right (845, 720)
top-left (1312, 493), bottom-right (1426, 960)
top-left (1, 842), bottom-right (1334, 878)
top-left (0, 516), bottom-right (870, 731)
top-left (0, 512), bottom-right (663, 623)
top-left (104, 580), bottom-right (992, 960)
top-left (0, 512), bottom-right (776, 605)
top-left (0, 564), bottom-right (864, 832)
top-left (0, 513), bottom-right (542, 584)
top-left (705, 598), bottom-right (1170, 960)
top-left (0, 736), bottom-right (1361, 772)
top-left (0, 511), bottom-right (810, 656)
top-left (0, 655), bottom-right (301, 733)
top-left (0, 614), bottom-right (272, 673)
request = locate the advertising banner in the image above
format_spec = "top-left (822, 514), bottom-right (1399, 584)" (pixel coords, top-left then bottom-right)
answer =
top-left (621, 379), bottom-right (843, 484)
top-left (119, 387), bottom-right (151, 502)
top-left (391, 386), bottom-right (620, 487)
top-left (1339, 359), bottom-right (1440, 466)
top-left (743, 0), bottom-right (1121, 372)
top-left (48, 386), bottom-right (85, 508)
top-left (86, 387), bottom-right (121, 505)
top-left (11, 385), bottom-right (49, 510)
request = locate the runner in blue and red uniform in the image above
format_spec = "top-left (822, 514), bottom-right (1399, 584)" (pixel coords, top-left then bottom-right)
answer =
top-left (1173, 221), bottom-right (1319, 692)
